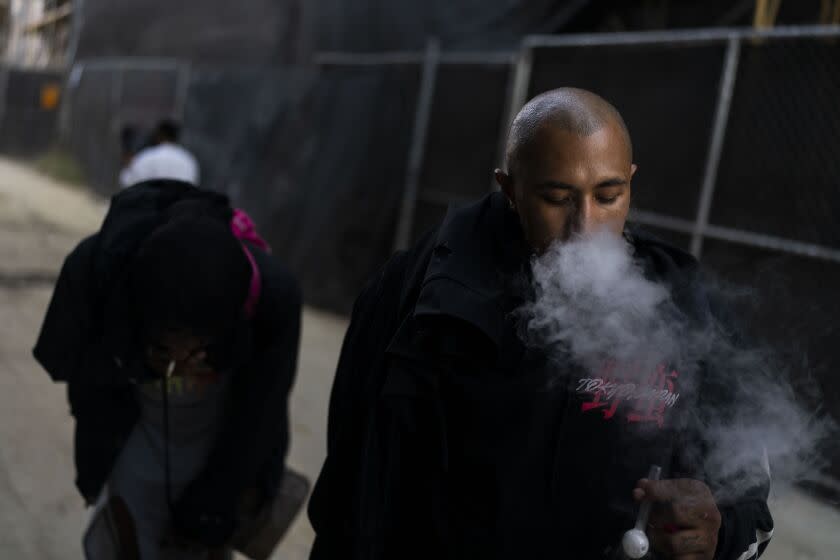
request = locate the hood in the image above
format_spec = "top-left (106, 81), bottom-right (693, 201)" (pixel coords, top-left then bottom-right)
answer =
top-left (95, 180), bottom-right (230, 280)
top-left (95, 180), bottom-right (232, 360)
top-left (413, 191), bottom-right (529, 348)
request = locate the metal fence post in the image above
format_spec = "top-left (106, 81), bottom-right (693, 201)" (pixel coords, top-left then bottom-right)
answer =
top-left (111, 64), bottom-right (124, 124)
top-left (175, 61), bottom-right (192, 122)
top-left (691, 35), bottom-right (741, 258)
top-left (58, 63), bottom-right (84, 141)
top-left (495, 43), bottom-right (533, 173)
top-left (393, 37), bottom-right (441, 252)
top-left (0, 66), bottom-right (9, 134)
top-left (491, 43), bottom-right (533, 189)
top-left (66, 0), bottom-right (86, 67)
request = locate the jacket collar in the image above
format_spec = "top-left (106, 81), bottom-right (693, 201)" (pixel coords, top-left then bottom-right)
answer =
top-left (413, 192), bottom-right (529, 348)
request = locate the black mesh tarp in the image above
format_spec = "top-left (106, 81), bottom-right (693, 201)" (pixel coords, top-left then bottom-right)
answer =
top-left (75, 0), bottom-right (308, 65)
top-left (266, 65), bottom-right (422, 310)
top-left (0, 68), bottom-right (62, 156)
top-left (704, 37), bottom-right (840, 487)
top-left (314, 0), bottom-right (590, 51)
top-left (66, 68), bottom-right (119, 190)
top-left (65, 62), bottom-right (419, 311)
top-left (701, 240), bottom-right (840, 485)
top-left (410, 61), bottom-right (512, 243)
top-left (67, 0), bottom-right (598, 311)
top-left (66, 65), bottom-right (180, 194)
top-left (711, 38), bottom-right (840, 247)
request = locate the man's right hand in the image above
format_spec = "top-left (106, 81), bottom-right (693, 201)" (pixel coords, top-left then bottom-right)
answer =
top-left (633, 478), bottom-right (722, 560)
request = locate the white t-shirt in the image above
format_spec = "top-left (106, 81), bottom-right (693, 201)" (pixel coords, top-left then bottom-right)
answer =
top-left (108, 371), bottom-right (231, 559)
top-left (120, 143), bottom-right (200, 188)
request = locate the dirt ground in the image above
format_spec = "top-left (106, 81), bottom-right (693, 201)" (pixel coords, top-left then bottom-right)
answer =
top-left (0, 157), bottom-right (837, 559)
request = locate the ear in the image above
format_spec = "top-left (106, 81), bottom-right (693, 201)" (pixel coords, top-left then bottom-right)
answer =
top-left (495, 168), bottom-right (515, 205)
top-left (630, 163), bottom-right (638, 179)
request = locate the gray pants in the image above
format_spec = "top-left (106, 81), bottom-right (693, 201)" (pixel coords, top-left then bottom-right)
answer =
top-left (84, 484), bottom-right (233, 560)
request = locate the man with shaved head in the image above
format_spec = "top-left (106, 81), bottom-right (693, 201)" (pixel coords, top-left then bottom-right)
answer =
top-left (497, 88), bottom-right (636, 249)
top-left (309, 88), bottom-right (773, 560)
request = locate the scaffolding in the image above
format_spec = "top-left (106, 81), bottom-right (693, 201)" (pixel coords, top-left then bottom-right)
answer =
top-left (2, 0), bottom-right (72, 69)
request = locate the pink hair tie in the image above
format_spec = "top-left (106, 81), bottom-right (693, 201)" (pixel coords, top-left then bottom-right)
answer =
top-left (230, 209), bottom-right (270, 319)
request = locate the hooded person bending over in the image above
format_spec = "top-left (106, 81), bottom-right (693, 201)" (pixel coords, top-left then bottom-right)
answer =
top-left (34, 180), bottom-right (302, 558)
top-left (308, 88), bottom-right (773, 560)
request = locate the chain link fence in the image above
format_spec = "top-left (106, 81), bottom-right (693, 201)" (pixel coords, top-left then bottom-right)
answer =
top-left (0, 66), bottom-right (62, 156)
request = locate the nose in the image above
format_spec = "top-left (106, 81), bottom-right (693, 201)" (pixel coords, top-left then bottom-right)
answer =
top-left (571, 197), bottom-right (597, 237)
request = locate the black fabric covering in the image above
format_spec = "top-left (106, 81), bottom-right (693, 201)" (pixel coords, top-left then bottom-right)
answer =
top-left (0, 68), bottom-right (61, 156)
top-left (710, 38), bottom-right (840, 247)
top-left (410, 62), bottom-right (512, 242)
top-left (257, 65), bottom-right (422, 311)
top-left (74, 0), bottom-right (308, 65)
top-left (66, 0), bottom-right (598, 312)
top-left (701, 240), bottom-right (840, 487)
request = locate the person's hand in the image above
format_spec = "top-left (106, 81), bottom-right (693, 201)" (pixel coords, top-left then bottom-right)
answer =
top-left (633, 478), bottom-right (721, 559)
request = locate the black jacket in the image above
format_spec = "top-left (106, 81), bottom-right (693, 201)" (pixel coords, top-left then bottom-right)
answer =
top-left (309, 192), bottom-right (773, 559)
top-left (32, 181), bottom-right (302, 545)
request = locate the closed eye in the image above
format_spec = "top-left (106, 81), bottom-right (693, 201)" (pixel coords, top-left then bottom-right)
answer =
top-left (543, 195), bottom-right (573, 207)
top-left (596, 194), bottom-right (621, 205)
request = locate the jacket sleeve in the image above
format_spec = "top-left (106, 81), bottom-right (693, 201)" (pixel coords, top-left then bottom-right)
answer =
top-left (663, 257), bottom-right (775, 560)
top-left (689, 367), bottom-right (775, 560)
top-left (308, 256), bottom-right (409, 560)
top-left (33, 234), bottom-right (143, 386)
top-left (701, 296), bottom-right (774, 559)
top-left (32, 235), bottom-right (141, 502)
top-left (172, 266), bottom-right (303, 546)
top-left (672, 409), bottom-right (774, 560)
top-left (715, 496), bottom-right (774, 560)
top-left (33, 235), bottom-right (104, 383)
top-left (68, 380), bottom-right (138, 502)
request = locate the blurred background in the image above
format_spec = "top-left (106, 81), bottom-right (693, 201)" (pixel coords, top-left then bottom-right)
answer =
top-left (1, 0), bottom-right (839, 558)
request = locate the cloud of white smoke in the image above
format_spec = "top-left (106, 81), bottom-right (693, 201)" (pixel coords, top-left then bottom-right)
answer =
top-left (517, 231), bottom-right (835, 503)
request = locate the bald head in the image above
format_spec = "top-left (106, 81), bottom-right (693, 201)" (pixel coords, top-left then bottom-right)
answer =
top-left (495, 88), bottom-right (637, 250)
top-left (505, 88), bottom-right (632, 176)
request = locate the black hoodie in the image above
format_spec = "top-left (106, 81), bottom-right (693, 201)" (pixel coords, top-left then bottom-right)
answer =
top-left (32, 181), bottom-right (302, 546)
top-left (308, 192), bottom-right (773, 560)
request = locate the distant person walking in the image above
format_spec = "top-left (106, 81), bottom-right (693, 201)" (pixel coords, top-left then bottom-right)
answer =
top-left (120, 120), bottom-right (200, 188)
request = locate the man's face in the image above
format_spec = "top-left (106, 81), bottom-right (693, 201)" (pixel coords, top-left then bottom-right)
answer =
top-left (496, 122), bottom-right (636, 252)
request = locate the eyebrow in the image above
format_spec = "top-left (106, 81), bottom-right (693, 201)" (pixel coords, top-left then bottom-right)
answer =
top-left (595, 178), bottom-right (627, 188)
top-left (535, 177), bottom-right (627, 191)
